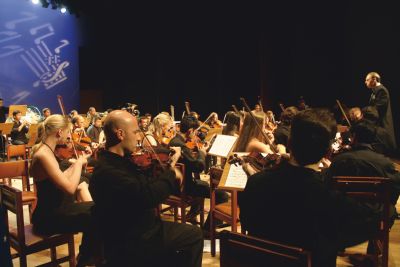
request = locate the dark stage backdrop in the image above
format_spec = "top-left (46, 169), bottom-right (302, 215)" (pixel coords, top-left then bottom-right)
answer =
top-left (71, 2), bottom-right (400, 147)
top-left (0, 0), bottom-right (81, 114)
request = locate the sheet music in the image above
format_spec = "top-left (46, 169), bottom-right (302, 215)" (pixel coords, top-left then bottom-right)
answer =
top-left (208, 134), bottom-right (237, 158)
top-left (224, 163), bottom-right (248, 189)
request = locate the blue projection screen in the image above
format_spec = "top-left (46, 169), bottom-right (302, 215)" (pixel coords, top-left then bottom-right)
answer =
top-left (0, 0), bottom-right (80, 116)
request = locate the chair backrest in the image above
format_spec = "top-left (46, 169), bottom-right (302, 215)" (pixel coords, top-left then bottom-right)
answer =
top-left (0, 160), bottom-right (30, 191)
top-left (220, 231), bottom-right (311, 267)
top-left (332, 176), bottom-right (391, 267)
top-left (0, 184), bottom-right (26, 249)
top-left (7, 144), bottom-right (26, 160)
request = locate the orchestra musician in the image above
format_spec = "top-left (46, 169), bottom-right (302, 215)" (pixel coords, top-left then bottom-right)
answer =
top-left (274, 106), bottom-right (298, 147)
top-left (69, 110), bottom-right (78, 120)
top-left (10, 110), bottom-right (29, 145)
top-left (222, 111), bottom-right (241, 137)
top-left (239, 108), bottom-right (380, 267)
top-left (233, 112), bottom-right (286, 154)
top-left (87, 107), bottom-right (98, 126)
top-left (29, 114), bottom-right (99, 266)
top-left (86, 115), bottom-right (104, 145)
top-left (89, 110), bottom-right (203, 267)
top-left (206, 112), bottom-right (223, 128)
top-left (169, 115), bottom-right (229, 232)
top-left (41, 107), bottom-right (51, 121)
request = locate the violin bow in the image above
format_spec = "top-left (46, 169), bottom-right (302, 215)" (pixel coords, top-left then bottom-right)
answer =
top-left (336, 99), bottom-right (352, 127)
top-left (232, 104), bottom-right (243, 119)
top-left (240, 97), bottom-right (279, 153)
top-left (57, 95), bottom-right (79, 158)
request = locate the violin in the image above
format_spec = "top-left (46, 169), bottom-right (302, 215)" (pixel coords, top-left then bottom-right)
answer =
top-left (71, 131), bottom-right (92, 147)
top-left (228, 152), bottom-right (283, 173)
top-left (160, 126), bottom-right (176, 146)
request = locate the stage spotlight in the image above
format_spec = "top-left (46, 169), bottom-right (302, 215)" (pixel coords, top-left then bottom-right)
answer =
top-left (31, 0), bottom-right (40, 4)
top-left (40, 0), bottom-right (49, 8)
top-left (60, 7), bottom-right (67, 13)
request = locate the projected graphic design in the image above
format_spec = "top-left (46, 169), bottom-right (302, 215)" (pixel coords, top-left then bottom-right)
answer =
top-left (0, 0), bottom-right (80, 114)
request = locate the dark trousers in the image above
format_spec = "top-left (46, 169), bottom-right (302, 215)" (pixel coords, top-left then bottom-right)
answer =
top-left (104, 221), bottom-right (203, 267)
top-left (187, 179), bottom-right (229, 229)
top-left (33, 201), bottom-right (101, 260)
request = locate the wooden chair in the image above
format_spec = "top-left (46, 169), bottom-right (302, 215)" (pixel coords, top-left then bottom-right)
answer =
top-left (209, 167), bottom-right (243, 257)
top-left (160, 163), bottom-right (205, 225)
top-left (332, 176), bottom-right (391, 267)
top-left (220, 230), bottom-right (312, 267)
top-left (0, 184), bottom-right (76, 267)
top-left (0, 160), bottom-right (36, 222)
top-left (7, 144), bottom-right (27, 161)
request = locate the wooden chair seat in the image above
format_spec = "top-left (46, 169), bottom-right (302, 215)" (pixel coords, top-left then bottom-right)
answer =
top-left (22, 191), bottom-right (37, 202)
top-left (160, 163), bottom-right (205, 225)
top-left (1, 184), bottom-right (76, 267)
top-left (215, 202), bottom-right (240, 217)
top-left (9, 225), bottom-right (68, 247)
top-left (0, 160), bottom-right (37, 222)
top-left (220, 230), bottom-right (312, 267)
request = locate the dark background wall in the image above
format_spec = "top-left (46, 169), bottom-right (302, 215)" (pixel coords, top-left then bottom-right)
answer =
top-left (78, 1), bottom-right (399, 144)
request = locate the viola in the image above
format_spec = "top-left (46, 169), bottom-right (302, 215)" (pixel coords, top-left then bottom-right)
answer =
top-left (228, 152), bottom-right (283, 173)
top-left (130, 148), bottom-right (174, 177)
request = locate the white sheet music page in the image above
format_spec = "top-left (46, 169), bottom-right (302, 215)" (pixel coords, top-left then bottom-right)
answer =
top-left (224, 163), bottom-right (248, 189)
top-left (207, 134), bottom-right (238, 158)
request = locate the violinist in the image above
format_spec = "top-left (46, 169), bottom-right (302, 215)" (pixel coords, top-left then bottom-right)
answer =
top-left (143, 112), bottom-right (174, 147)
top-left (206, 112), bottom-right (223, 128)
top-left (274, 106), bottom-right (298, 147)
top-left (233, 112), bottom-right (286, 154)
top-left (69, 109), bottom-right (78, 120)
top-left (222, 111), bottom-right (242, 137)
top-left (169, 115), bottom-right (229, 231)
top-left (87, 115), bottom-right (103, 145)
top-left (138, 116), bottom-right (150, 132)
top-left (29, 115), bottom-right (99, 266)
top-left (10, 110), bottom-right (29, 145)
top-left (265, 110), bottom-right (277, 132)
top-left (239, 108), bottom-right (380, 267)
top-left (86, 107), bottom-right (98, 126)
top-left (89, 110), bottom-right (203, 267)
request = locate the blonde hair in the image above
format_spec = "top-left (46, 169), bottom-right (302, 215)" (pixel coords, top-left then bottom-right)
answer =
top-left (31, 114), bottom-right (70, 156)
top-left (149, 113), bottom-right (173, 141)
top-left (233, 112), bottom-right (265, 152)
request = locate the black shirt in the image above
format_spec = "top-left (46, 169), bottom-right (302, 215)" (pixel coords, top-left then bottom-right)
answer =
top-left (11, 120), bottom-right (28, 143)
top-left (90, 150), bottom-right (177, 243)
top-left (0, 106), bottom-right (8, 123)
top-left (239, 161), bottom-right (376, 250)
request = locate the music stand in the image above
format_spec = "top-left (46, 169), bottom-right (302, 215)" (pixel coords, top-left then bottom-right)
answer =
top-left (8, 105), bottom-right (27, 118)
top-left (0, 123), bottom-right (13, 161)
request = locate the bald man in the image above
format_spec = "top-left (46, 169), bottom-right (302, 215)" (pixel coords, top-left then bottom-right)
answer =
top-left (365, 72), bottom-right (396, 150)
top-left (90, 110), bottom-right (203, 267)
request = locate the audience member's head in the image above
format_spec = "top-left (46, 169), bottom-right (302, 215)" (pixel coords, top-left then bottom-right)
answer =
top-left (289, 108), bottom-right (337, 166)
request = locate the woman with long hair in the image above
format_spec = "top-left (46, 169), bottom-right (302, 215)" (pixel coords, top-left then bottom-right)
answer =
top-left (30, 114), bottom-right (97, 266)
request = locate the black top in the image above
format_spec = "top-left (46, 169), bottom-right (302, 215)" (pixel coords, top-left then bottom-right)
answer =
top-left (0, 106), bottom-right (8, 123)
top-left (11, 120), bottom-right (28, 143)
top-left (368, 85), bottom-right (396, 148)
top-left (90, 150), bottom-right (177, 243)
top-left (168, 134), bottom-right (206, 192)
top-left (239, 161), bottom-right (376, 250)
top-left (274, 124), bottom-right (290, 147)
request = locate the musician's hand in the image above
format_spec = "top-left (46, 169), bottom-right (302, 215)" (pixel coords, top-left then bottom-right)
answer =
top-left (91, 142), bottom-right (99, 149)
top-left (169, 146), bottom-right (181, 166)
top-left (242, 161), bottom-right (258, 177)
top-left (84, 146), bottom-right (92, 158)
top-left (320, 157), bottom-right (331, 169)
top-left (277, 144), bottom-right (287, 154)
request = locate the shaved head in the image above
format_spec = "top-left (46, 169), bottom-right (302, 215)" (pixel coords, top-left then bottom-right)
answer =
top-left (104, 110), bottom-right (140, 150)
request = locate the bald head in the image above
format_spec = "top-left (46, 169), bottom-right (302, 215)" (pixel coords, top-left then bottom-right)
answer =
top-left (365, 72), bottom-right (381, 88)
top-left (104, 110), bottom-right (140, 150)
